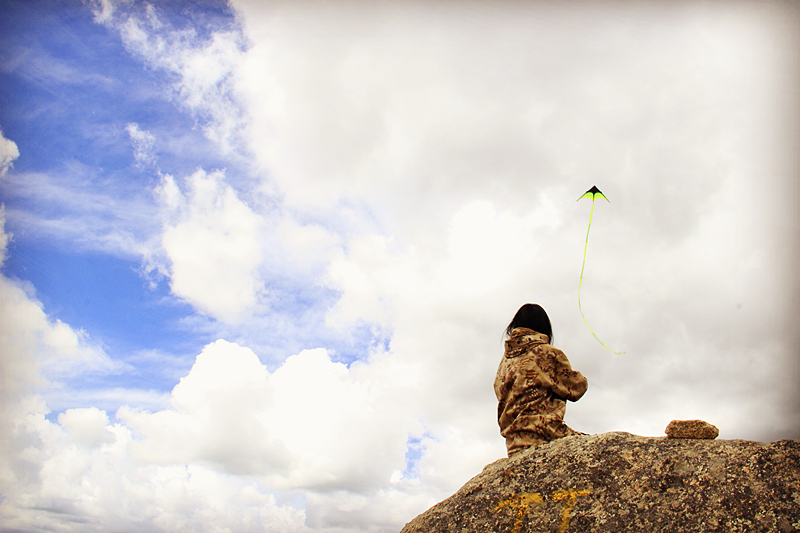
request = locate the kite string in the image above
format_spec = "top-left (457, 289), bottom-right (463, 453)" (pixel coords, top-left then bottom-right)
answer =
top-left (578, 199), bottom-right (625, 354)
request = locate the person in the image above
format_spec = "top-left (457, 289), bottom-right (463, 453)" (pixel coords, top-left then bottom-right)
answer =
top-left (494, 303), bottom-right (588, 456)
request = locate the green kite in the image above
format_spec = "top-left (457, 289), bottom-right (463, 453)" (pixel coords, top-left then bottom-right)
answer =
top-left (578, 185), bottom-right (624, 354)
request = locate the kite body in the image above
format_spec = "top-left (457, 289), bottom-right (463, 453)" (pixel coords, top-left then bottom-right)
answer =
top-left (578, 185), bottom-right (609, 202)
top-left (578, 185), bottom-right (624, 354)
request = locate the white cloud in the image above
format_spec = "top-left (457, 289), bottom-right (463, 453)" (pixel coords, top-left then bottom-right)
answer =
top-left (157, 169), bottom-right (266, 323)
top-left (0, 331), bottom-right (483, 532)
top-left (58, 407), bottom-right (116, 447)
top-left (106, 4), bottom-right (246, 154)
top-left (152, 167), bottom-right (346, 328)
top-left (2, 194), bottom-right (502, 529)
top-left (0, 205), bottom-right (9, 266)
top-left (0, 224), bottom-right (121, 436)
top-left (2, 408), bottom-right (309, 532)
top-left (1, 166), bottom-right (162, 260)
top-left (119, 340), bottom-right (424, 492)
top-left (267, 348), bottom-right (417, 491)
top-left (0, 216), bottom-right (149, 532)
top-left (4, 1), bottom-right (798, 532)
top-left (0, 211), bottom-right (312, 531)
top-left (0, 127), bottom-right (20, 177)
top-left (89, 0), bottom-right (117, 24)
top-left (122, 0), bottom-right (798, 466)
top-left (225, 0), bottom-right (799, 441)
top-left (126, 122), bottom-right (156, 167)
top-left (43, 385), bottom-right (172, 418)
top-left (0, 263), bottom-right (118, 408)
top-left (119, 340), bottom-right (290, 475)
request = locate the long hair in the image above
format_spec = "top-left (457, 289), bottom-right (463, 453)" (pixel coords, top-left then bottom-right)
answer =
top-left (505, 303), bottom-right (553, 344)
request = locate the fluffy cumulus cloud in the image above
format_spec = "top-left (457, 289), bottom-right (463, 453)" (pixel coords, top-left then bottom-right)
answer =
top-left (153, 168), bottom-right (341, 326)
top-left (119, 341), bottom-right (424, 493)
top-left (2, 1), bottom-right (799, 532)
top-left (156, 169), bottom-right (266, 323)
top-left (0, 212), bottom-right (118, 408)
top-left (0, 313), bottom-right (453, 532)
top-left (0, 206), bottom-right (486, 531)
top-left (2, 408), bottom-right (308, 532)
top-left (0, 212), bottom-right (134, 530)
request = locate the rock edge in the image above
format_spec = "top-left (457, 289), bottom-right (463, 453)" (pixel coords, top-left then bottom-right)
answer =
top-left (400, 432), bottom-right (800, 533)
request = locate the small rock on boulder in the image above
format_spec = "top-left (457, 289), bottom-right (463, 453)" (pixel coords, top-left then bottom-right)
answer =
top-left (665, 419), bottom-right (719, 439)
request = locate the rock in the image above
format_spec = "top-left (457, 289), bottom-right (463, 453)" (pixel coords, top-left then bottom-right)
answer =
top-left (399, 432), bottom-right (800, 533)
top-left (666, 419), bottom-right (719, 439)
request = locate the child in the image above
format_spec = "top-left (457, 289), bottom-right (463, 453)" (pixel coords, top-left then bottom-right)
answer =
top-left (495, 303), bottom-right (588, 456)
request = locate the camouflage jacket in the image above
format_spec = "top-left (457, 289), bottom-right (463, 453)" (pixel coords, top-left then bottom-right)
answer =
top-left (494, 327), bottom-right (588, 456)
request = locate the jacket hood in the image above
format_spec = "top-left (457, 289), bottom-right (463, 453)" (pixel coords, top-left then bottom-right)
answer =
top-left (504, 327), bottom-right (549, 358)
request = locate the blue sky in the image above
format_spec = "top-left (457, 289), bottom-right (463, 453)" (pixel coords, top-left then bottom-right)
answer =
top-left (1, 0), bottom-right (383, 370)
top-left (1, 0), bottom-right (799, 532)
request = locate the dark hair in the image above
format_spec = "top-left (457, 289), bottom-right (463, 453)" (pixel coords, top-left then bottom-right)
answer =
top-left (505, 303), bottom-right (553, 344)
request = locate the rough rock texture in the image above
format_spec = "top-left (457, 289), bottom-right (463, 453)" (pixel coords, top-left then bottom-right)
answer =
top-left (666, 419), bottom-right (719, 439)
top-left (400, 432), bottom-right (800, 533)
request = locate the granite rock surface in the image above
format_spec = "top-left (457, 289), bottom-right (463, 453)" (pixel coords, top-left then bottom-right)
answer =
top-left (400, 432), bottom-right (799, 533)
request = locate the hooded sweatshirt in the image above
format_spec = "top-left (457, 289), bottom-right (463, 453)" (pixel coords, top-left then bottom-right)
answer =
top-left (494, 327), bottom-right (588, 456)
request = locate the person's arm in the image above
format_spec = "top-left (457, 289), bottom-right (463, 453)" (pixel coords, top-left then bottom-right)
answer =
top-left (549, 348), bottom-right (588, 401)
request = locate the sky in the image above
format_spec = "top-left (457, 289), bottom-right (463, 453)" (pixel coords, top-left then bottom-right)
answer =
top-left (0, 0), bottom-right (798, 531)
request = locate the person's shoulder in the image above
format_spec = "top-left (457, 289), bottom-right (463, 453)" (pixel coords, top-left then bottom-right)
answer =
top-left (543, 344), bottom-right (569, 360)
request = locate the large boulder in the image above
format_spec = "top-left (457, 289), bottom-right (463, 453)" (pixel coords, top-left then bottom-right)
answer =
top-left (400, 432), bottom-right (799, 532)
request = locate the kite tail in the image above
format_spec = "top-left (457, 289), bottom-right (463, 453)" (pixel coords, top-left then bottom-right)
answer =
top-left (578, 200), bottom-right (625, 354)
